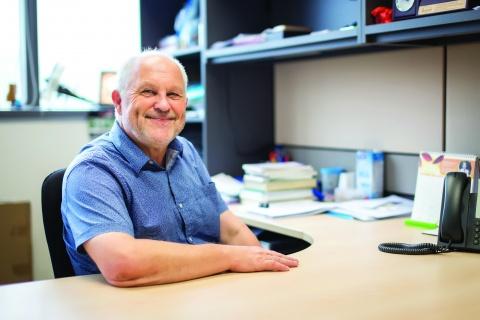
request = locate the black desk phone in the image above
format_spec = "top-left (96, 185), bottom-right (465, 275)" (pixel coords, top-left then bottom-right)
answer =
top-left (379, 172), bottom-right (480, 255)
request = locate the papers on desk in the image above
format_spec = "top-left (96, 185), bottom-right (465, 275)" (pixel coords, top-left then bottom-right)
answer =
top-left (245, 200), bottom-right (336, 218)
top-left (330, 195), bottom-right (414, 221)
top-left (244, 195), bottom-right (413, 221)
top-left (211, 173), bottom-right (243, 204)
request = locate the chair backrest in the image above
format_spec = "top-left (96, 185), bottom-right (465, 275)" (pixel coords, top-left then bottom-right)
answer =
top-left (41, 168), bottom-right (75, 278)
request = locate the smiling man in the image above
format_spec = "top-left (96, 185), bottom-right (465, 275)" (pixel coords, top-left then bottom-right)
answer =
top-left (61, 50), bottom-right (298, 287)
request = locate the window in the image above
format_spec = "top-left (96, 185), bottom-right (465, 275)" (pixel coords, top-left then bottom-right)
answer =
top-left (37, 0), bottom-right (140, 109)
top-left (0, 0), bottom-right (23, 106)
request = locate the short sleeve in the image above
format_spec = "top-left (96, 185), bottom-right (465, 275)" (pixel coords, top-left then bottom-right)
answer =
top-left (62, 161), bottom-right (134, 251)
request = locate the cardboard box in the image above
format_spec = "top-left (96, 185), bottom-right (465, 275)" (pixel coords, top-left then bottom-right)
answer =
top-left (356, 151), bottom-right (384, 199)
top-left (0, 202), bottom-right (32, 284)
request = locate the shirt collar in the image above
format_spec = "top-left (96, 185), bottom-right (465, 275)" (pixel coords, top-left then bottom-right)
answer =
top-left (110, 121), bottom-right (183, 174)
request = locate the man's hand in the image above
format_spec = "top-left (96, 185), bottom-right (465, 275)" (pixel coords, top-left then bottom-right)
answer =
top-left (227, 245), bottom-right (299, 272)
top-left (219, 211), bottom-right (298, 271)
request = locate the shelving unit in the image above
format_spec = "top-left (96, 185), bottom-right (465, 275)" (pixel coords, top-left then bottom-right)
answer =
top-left (202, 0), bottom-right (364, 175)
top-left (140, 0), bottom-right (480, 177)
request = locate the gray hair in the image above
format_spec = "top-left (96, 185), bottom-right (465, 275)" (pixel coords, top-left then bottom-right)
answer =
top-left (116, 49), bottom-right (188, 98)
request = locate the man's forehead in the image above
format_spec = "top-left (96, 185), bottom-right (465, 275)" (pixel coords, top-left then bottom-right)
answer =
top-left (133, 57), bottom-right (184, 84)
top-left (140, 55), bottom-right (177, 71)
top-left (129, 79), bottom-right (185, 94)
top-left (134, 79), bottom-right (182, 88)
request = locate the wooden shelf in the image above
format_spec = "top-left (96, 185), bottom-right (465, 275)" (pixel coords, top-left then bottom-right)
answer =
top-left (366, 10), bottom-right (480, 43)
top-left (0, 105), bottom-right (114, 118)
top-left (205, 29), bottom-right (358, 64)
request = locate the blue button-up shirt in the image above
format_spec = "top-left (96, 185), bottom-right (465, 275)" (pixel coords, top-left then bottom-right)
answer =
top-left (61, 121), bottom-right (227, 275)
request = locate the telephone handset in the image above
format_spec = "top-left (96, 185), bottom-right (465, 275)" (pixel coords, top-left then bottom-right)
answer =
top-left (438, 172), bottom-right (480, 252)
top-left (379, 172), bottom-right (480, 255)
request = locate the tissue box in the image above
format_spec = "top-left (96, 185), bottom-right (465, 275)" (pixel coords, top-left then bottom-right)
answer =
top-left (356, 151), bottom-right (384, 198)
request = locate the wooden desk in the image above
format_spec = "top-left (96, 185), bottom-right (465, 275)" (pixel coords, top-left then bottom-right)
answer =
top-left (1, 212), bottom-right (479, 319)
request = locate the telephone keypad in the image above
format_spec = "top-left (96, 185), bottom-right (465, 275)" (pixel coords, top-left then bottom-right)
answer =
top-left (473, 219), bottom-right (480, 246)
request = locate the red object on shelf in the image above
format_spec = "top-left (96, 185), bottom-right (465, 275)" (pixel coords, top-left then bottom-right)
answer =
top-left (371, 6), bottom-right (393, 24)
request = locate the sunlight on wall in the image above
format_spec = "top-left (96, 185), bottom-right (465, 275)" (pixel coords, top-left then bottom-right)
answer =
top-left (37, 0), bottom-right (141, 109)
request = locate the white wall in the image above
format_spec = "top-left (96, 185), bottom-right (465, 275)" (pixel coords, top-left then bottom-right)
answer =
top-left (275, 47), bottom-right (444, 153)
top-left (0, 116), bottom-right (89, 280)
top-left (446, 42), bottom-right (480, 155)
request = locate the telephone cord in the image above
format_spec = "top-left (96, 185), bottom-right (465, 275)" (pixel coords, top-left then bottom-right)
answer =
top-left (378, 241), bottom-right (452, 255)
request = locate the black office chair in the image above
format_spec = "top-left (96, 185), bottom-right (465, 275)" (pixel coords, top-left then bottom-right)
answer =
top-left (41, 168), bottom-right (75, 278)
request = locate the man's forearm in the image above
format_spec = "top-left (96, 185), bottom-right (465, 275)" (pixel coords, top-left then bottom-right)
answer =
top-left (224, 223), bottom-right (261, 246)
top-left (86, 233), bottom-right (298, 287)
top-left (98, 237), bottom-right (232, 287)
top-left (220, 211), bottom-right (261, 246)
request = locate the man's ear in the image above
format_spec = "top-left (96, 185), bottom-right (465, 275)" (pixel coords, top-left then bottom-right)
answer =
top-left (112, 90), bottom-right (122, 116)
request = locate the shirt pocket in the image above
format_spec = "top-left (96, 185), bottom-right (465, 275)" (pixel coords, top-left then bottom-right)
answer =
top-left (134, 203), bottom-right (180, 241)
top-left (184, 182), bottom-right (221, 243)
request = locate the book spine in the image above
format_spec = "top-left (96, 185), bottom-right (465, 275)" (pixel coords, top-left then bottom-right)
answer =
top-left (243, 179), bottom-right (316, 192)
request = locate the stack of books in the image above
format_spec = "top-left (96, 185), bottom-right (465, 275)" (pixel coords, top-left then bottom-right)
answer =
top-left (240, 161), bottom-right (317, 206)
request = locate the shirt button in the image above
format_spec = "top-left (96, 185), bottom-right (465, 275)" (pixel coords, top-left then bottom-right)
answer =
top-left (178, 203), bottom-right (183, 209)
top-left (188, 236), bottom-right (193, 243)
top-left (148, 160), bottom-right (154, 165)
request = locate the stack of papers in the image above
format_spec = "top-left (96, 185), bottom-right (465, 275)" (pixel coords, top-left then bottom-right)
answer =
top-left (240, 188), bottom-right (314, 204)
top-left (245, 200), bottom-right (335, 218)
top-left (330, 195), bottom-right (414, 221)
top-left (211, 173), bottom-right (243, 204)
top-left (243, 195), bottom-right (413, 221)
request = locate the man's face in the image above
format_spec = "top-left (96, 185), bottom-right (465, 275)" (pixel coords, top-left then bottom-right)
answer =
top-left (115, 56), bottom-right (187, 153)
